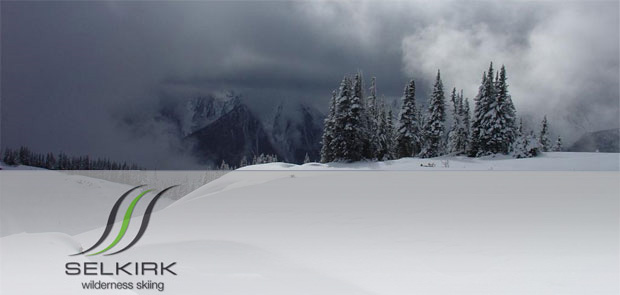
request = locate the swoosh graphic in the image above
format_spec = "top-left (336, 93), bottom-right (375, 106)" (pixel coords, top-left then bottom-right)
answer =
top-left (87, 189), bottom-right (153, 256)
top-left (105, 185), bottom-right (178, 256)
top-left (70, 185), bottom-right (146, 256)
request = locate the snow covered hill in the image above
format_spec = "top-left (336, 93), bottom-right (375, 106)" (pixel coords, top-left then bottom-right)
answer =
top-left (1, 153), bottom-right (618, 294)
top-left (0, 169), bottom-right (171, 237)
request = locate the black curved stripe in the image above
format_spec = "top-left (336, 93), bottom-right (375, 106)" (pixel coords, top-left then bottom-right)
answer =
top-left (105, 185), bottom-right (178, 256)
top-left (70, 185), bottom-right (146, 256)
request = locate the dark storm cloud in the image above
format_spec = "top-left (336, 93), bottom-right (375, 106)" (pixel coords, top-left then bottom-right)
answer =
top-left (1, 1), bottom-right (618, 168)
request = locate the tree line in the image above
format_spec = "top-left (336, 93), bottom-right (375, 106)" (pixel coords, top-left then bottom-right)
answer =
top-left (2, 146), bottom-right (141, 170)
top-left (320, 62), bottom-right (562, 163)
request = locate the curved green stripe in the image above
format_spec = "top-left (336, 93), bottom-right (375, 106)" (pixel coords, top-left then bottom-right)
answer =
top-left (87, 189), bottom-right (152, 256)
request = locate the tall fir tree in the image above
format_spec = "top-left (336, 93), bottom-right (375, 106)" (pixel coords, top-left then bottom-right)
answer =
top-left (395, 79), bottom-right (421, 158)
top-left (494, 65), bottom-right (517, 153)
top-left (352, 72), bottom-right (374, 159)
top-left (386, 109), bottom-right (396, 159)
top-left (448, 89), bottom-right (469, 154)
top-left (447, 88), bottom-right (464, 154)
top-left (376, 97), bottom-right (389, 160)
top-left (469, 63), bottom-right (498, 156)
top-left (512, 118), bottom-right (528, 158)
top-left (463, 95), bottom-right (471, 142)
top-left (420, 70), bottom-right (447, 158)
top-left (332, 76), bottom-right (365, 162)
top-left (539, 115), bottom-right (550, 152)
top-left (320, 90), bottom-right (338, 163)
top-left (468, 71), bottom-right (487, 156)
top-left (367, 77), bottom-right (380, 159)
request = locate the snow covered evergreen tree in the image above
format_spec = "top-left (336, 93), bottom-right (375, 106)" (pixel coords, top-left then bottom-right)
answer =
top-left (469, 63), bottom-right (498, 156)
top-left (376, 97), bottom-right (396, 160)
top-left (539, 115), bottom-right (551, 152)
top-left (395, 79), bottom-right (421, 158)
top-left (448, 88), bottom-right (469, 154)
top-left (467, 72), bottom-right (487, 156)
top-left (494, 65), bottom-right (517, 153)
top-left (512, 119), bottom-right (527, 158)
top-left (525, 131), bottom-right (541, 157)
top-left (252, 153), bottom-right (278, 164)
top-left (2, 148), bottom-right (18, 166)
top-left (461, 92), bottom-right (471, 151)
top-left (479, 63), bottom-right (503, 155)
top-left (320, 90), bottom-right (338, 163)
top-left (553, 136), bottom-right (563, 152)
top-left (386, 109), bottom-right (396, 159)
top-left (376, 98), bottom-right (388, 160)
top-left (367, 77), bottom-right (380, 159)
top-left (352, 72), bottom-right (374, 160)
top-left (332, 76), bottom-right (365, 162)
top-left (469, 63), bottom-right (517, 156)
top-left (303, 153), bottom-right (311, 163)
top-left (512, 119), bottom-right (540, 158)
top-left (420, 70), bottom-right (446, 158)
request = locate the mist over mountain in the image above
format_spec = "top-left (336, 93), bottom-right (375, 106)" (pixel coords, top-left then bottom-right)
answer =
top-left (568, 129), bottom-right (620, 153)
top-left (132, 92), bottom-right (325, 168)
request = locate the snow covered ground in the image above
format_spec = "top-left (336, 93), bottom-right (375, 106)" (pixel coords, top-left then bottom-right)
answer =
top-left (240, 152), bottom-right (620, 171)
top-left (1, 170), bottom-right (146, 237)
top-left (1, 153), bottom-right (618, 294)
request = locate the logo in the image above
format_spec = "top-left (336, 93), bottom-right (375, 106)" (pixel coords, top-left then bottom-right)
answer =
top-left (72, 185), bottom-right (177, 256)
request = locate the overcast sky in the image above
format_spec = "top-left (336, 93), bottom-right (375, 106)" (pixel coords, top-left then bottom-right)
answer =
top-left (1, 1), bottom-right (618, 168)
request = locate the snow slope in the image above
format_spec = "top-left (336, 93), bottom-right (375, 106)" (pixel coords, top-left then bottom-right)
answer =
top-left (1, 154), bottom-right (618, 294)
top-left (0, 169), bottom-right (175, 237)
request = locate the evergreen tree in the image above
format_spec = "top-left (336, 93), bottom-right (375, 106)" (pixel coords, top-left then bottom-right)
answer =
top-left (351, 72), bottom-right (373, 159)
top-left (3, 148), bottom-right (17, 166)
top-left (395, 79), bottom-right (421, 158)
top-left (512, 119), bottom-right (527, 158)
top-left (45, 152), bottom-right (56, 169)
top-left (367, 77), bottom-right (378, 121)
top-left (463, 95), bottom-right (471, 146)
top-left (492, 65), bottom-right (517, 153)
top-left (376, 98), bottom-right (388, 160)
top-left (420, 70), bottom-right (446, 158)
top-left (553, 136), bottom-right (563, 152)
top-left (18, 146), bottom-right (31, 165)
top-left (512, 119), bottom-right (540, 158)
top-left (385, 109), bottom-right (396, 160)
top-left (376, 97), bottom-right (395, 160)
top-left (468, 72), bottom-right (487, 156)
top-left (303, 153), bottom-right (311, 163)
top-left (539, 115), bottom-right (550, 152)
top-left (367, 77), bottom-right (380, 159)
top-left (320, 90), bottom-right (338, 163)
top-left (469, 63), bottom-right (497, 156)
top-left (332, 76), bottom-right (365, 161)
top-left (448, 88), bottom-right (469, 154)
top-left (479, 63), bottom-right (500, 155)
top-left (526, 131), bottom-right (541, 157)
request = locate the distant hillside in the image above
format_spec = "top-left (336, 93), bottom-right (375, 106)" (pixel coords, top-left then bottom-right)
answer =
top-left (568, 128), bottom-right (619, 152)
